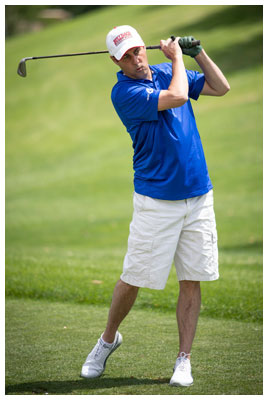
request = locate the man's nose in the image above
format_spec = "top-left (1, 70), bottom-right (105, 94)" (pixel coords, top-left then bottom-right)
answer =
top-left (133, 55), bottom-right (141, 64)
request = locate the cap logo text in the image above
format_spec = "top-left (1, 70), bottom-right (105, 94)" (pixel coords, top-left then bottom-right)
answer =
top-left (113, 31), bottom-right (132, 47)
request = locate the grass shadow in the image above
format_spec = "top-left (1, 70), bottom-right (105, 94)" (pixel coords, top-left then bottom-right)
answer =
top-left (171, 5), bottom-right (263, 33)
top-left (6, 376), bottom-right (170, 395)
top-left (220, 240), bottom-right (263, 253)
top-left (202, 32), bottom-right (263, 75)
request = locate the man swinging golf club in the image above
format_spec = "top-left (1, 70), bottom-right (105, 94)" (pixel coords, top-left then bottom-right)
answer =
top-left (81, 25), bottom-right (230, 387)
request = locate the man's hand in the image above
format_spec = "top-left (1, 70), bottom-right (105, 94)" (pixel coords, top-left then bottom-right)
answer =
top-left (179, 36), bottom-right (203, 58)
top-left (160, 37), bottom-right (183, 61)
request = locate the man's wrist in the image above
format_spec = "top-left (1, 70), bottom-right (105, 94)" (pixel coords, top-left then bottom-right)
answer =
top-left (194, 48), bottom-right (205, 59)
top-left (171, 54), bottom-right (182, 62)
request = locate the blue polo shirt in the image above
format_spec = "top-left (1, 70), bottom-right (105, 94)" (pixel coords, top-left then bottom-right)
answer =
top-left (111, 62), bottom-right (213, 200)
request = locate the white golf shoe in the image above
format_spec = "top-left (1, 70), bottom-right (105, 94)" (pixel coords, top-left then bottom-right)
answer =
top-left (169, 352), bottom-right (193, 387)
top-left (81, 331), bottom-right (122, 378)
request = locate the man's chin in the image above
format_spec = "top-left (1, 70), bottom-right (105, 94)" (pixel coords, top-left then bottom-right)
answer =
top-left (136, 67), bottom-right (151, 80)
top-left (124, 67), bottom-right (151, 80)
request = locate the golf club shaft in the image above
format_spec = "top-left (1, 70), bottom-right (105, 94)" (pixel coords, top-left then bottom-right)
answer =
top-left (17, 39), bottom-right (201, 77)
top-left (24, 40), bottom-right (200, 60)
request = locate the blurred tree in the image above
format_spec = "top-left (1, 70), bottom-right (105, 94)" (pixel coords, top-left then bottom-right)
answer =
top-left (53, 5), bottom-right (103, 16)
top-left (5, 5), bottom-right (106, 37)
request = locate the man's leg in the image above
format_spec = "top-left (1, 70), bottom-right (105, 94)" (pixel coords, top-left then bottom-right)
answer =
top-left (81, 279), bottom-right (139, 378)
top-left (176, 280), bottom-right (201, 358)
top-left (102, 279), bottom-right (139, 343)
top-left (170, 280), bottom-right (201, 386)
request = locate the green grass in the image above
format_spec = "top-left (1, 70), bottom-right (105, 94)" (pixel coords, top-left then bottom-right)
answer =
top-left (5, 4), bottom-right (263, 395)
top-left (5, 298), bottom-right (263, 395)
top-left (5, 247), bottom-right (262, 322)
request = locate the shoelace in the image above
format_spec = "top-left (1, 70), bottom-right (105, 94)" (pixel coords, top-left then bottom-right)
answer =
top-left (93, 340), bottom-right (103, 360)
top-left (94, 338), bottom-right (113, 359)
top-left (177, 352), bottom-right (191, 371)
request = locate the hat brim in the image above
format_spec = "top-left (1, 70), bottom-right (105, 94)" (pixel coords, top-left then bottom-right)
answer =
top-left (113, 40), bottom-right (145, 60)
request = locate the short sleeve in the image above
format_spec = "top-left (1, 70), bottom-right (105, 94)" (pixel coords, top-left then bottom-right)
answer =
top-left (112, 84), bottom-right (160, 123)
top-left (187, 70), bottom-right (205, 101)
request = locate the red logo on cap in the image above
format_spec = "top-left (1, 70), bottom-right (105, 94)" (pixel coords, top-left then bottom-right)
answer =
top-left (113, 31), bottom-right (132, 47)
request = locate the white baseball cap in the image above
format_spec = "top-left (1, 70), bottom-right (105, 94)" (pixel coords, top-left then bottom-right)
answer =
top-left (106, 25), bottom-right (145, 61)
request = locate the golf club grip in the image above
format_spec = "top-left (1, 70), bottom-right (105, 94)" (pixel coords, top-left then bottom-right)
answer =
top-left (188, 40), bottom-right (200, 47)
top-left (172, 35), bottom-right (201, 47)
top-left (147, 39), bottom-right (200, 51)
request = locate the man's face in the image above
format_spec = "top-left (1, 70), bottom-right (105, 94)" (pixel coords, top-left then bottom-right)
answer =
top-left (111, 47), bottom-right (151, 80)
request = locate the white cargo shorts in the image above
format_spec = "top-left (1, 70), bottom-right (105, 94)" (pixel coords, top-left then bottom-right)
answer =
top-left (121, 190), bottom-right (219, 290)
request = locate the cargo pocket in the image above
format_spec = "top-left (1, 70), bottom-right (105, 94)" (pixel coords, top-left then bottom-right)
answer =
top-left (201, 230), bottom-right (218, 269)
top-left (212, 229), bottom-right (218, 266)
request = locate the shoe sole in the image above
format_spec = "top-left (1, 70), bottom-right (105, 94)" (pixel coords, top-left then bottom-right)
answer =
top-left (80, 333), bottom-right (122, 379)
top-left (169, 381), bottom-right (193, 387)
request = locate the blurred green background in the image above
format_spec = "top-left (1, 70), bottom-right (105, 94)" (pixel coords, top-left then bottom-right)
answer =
top-left (6, 4), bottom-right (262, 320)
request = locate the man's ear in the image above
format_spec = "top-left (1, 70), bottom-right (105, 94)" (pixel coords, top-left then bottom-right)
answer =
top-left (110, 56), bottom-right (119, 65)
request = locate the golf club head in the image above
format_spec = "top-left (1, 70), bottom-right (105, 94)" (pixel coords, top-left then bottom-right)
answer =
top-left (17, 58), bottom-right (27, 77)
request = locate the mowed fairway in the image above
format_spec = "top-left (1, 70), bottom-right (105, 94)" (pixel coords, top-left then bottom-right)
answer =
top-left (5, 5), bottom-right (263, 395)
top-left (5, 299), bottom-right (262, 395)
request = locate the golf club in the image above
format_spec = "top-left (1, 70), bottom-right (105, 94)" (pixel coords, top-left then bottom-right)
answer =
top-left (17, 37), bottom-right (200, 77)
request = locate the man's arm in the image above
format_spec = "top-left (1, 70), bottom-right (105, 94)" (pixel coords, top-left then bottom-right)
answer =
top-left (195, 49), bottom-right (230, 96)
top-left (158, 37), bottom-right (189, 111)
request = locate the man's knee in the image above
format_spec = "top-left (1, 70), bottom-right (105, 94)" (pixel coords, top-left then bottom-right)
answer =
top-left (117, 279), bottom-right (139, 292)
top-left (179, 280), bottom-right (200, 287)
top-left (179, 280), bottom-right (200, 295)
